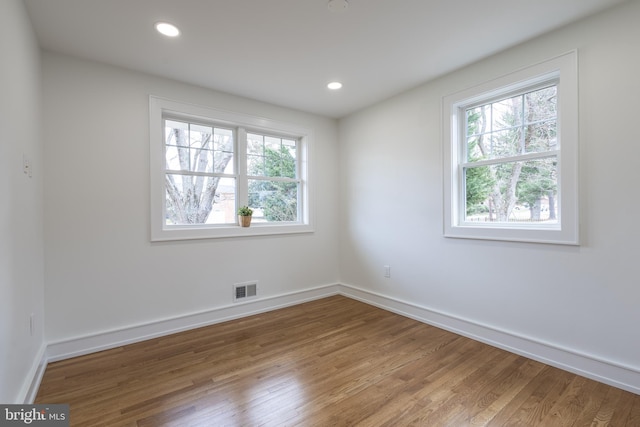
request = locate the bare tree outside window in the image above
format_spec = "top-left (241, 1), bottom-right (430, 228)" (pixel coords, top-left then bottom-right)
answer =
top-left (164, 120), bottom-right (235, 225)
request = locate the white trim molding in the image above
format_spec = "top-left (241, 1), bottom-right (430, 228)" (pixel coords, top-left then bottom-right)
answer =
top-left (338, 283), bottom-right (640, 395)
top-left (20, 343), bottom-right (47, 404)
top-left (46, 284), bottom-right (340, 362)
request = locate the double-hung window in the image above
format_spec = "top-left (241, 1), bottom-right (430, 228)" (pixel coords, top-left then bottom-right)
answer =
top-left (150, 97), bottom-right (312, 241)
top-left (443, 51), bottom-right (579, 244)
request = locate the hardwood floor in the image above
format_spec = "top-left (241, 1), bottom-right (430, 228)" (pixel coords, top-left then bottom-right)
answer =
top-left (36, 295), bottom-right (640, 426)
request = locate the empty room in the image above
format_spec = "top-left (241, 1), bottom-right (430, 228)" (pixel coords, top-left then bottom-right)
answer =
top-left (2, 0), bottom-right (640, 425)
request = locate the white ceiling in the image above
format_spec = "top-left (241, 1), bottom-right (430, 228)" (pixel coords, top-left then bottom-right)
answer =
top-left (24, 0), bottom-right (626, 118)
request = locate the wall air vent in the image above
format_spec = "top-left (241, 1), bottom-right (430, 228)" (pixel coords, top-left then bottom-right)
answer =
top-left (234, 281), bottom-right (258, 302)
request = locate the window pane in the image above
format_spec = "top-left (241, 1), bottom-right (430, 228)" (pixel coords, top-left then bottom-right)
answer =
top-left (248, 179), bottom-right (298, 222)
top-left (247, 154), bottom-right (264, 176)
top-left (492, 95), bottom-right (522, 131)
top-left (190, 123), bottom-right (213, 148)
top-left (165, 174), bottom-right (236, 225)
top-left (525, 121), bottom-right (557, 153)
top-left (165, 120), bottom-right (190, 170)
top-left (266, 142), bottom-right (297, 179)
top-left (247, 133), bottom-right (264, 155)
top-left (466, 135), bottom-right (484, 162)
top-left (214, 127), bottom-right (234, 174)
top-left (165, 119), bottom-right (189, 137)
top-left (489, 128), bottom-right (523, 159)
top-left (165, 144), bottom-right (183, 170)
top-left (466, 105), bottom-right (489, 138)
top-left (191, 148), bottom-right (214, 173)
top-left (207, 177), bottom-right (236, 224)
top-left (281, 140), bottom-right (297, 179)
top-left (525, 86), bottom-right (557, 123)
top-left (464, 157), bottom-right (558, 224)
top-left (265, 136), bottom-right (281, 152)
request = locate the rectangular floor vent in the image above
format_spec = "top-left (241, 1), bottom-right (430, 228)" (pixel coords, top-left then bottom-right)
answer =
top-left (234, 282), bottom-right (258, 302)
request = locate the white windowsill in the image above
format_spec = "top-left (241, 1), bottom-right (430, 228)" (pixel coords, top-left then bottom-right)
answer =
top-left (151, 223), bottom-right (314, 242)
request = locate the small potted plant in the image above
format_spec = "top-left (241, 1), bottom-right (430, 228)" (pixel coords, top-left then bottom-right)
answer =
top-left (238, 205), bottom-right (253, 227)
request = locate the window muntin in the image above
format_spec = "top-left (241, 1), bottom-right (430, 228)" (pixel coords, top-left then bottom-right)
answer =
top-left (463, 85), bottom-right (559, 225)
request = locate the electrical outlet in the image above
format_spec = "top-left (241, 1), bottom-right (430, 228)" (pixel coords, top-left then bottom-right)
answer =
top-left (384, 265), bottom-right (391, 278)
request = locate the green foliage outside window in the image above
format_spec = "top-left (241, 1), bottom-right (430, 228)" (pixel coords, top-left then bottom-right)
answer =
top-left (248, 146), bottom-right (298, 222)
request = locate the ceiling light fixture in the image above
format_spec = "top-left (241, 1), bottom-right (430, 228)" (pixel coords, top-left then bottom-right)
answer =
top-left (327, 81), bottom-right (343, 90)
top-left (327, 0), bottom-right (349, 13)
top-left (155, 22), bottom-right (180, 37)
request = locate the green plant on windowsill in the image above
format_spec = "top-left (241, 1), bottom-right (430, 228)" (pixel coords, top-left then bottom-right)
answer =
top-left (238, 206), bottom-right (253, 216)
top-left (238, 206), bottom-right (253, 227)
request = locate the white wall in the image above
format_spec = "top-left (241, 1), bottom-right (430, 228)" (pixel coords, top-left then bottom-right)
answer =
top-left (42, 53), bottom-right (340, 344)
top-left (0, 0), bottom-right (45, 403)
top-left (339, 0), bottom-right (640, 389)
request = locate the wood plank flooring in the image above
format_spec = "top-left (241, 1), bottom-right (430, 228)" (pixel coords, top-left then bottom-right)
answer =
top-left (36, 295), bottom-right (640, 426)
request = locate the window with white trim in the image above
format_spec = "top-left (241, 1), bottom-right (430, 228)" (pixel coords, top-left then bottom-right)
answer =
top-left (443, 51), bottom-right (579, 245)
top-left (150, 97), bottom-right (312, 241)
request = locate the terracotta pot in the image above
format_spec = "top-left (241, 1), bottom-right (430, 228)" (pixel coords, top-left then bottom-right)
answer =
top-left (239, 215), bottom-right (252, 227)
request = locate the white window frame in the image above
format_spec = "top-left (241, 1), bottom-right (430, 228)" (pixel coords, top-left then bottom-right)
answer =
top-left (150, 96), bottom-right (313, 241)
top-left (443, 51), bottom-right (579, 245)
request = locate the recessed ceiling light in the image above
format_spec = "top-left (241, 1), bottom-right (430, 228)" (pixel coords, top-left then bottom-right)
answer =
top-left (327, 81), bottom-right (343, 90)
top-left (155, 22), bottom-right (180, 37)
top-left (327, 0), bottom-right (349, 13)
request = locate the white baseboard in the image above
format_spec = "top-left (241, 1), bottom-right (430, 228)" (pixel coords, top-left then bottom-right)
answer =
top-left (46, 283), bottom-right (341, 362)
top-left (20, 343), bottom-right (47, 403)
top-left (338, 283), bottom-right (640, 395)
